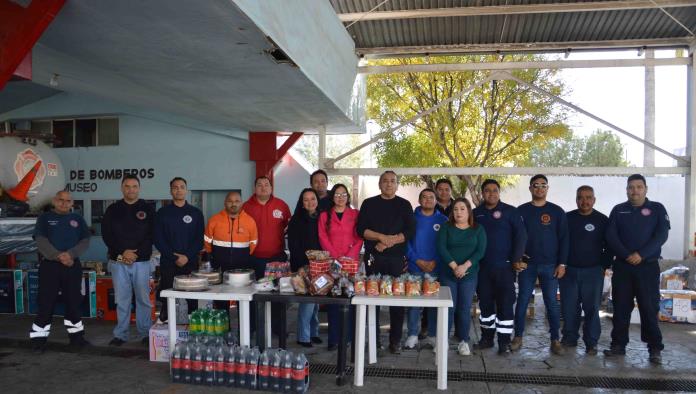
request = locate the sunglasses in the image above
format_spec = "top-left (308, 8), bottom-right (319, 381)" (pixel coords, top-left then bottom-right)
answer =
top-left (532, 183), bottom-right (548, 189)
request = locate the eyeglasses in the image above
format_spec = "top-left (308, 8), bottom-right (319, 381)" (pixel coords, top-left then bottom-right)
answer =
top-left (334, 193), bottom-right (348, 198)
top-left (532, 183), bottom-right (548, 189)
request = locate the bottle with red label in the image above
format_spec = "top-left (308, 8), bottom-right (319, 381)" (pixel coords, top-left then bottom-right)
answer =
top-left (170, 343), bottom-right (183, 383)
top-left (292, 352), bottom-right (309, 393)
top-left (225, 345), bottom-right (237, 387)
top-left (191, 344), bottom-right (204, 385)
top-left (281, 351), bottom-right (294, 393)
top-left (204, 345), bottom-right (215, 386)
top-left (257, 350), bottom-right (271, 390)
top-left (270, 350), bottom-right (282, 392)
top-left (235, 347), bottom-right (248, 388)
top-left (182, 343), bottom-right (192, 384)
top-left (214, 345), bottom-right (226, 386)
top-left (246, 347), bottom-right (260, 390)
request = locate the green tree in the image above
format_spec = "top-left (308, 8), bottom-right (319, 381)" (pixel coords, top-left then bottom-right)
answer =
top-left (292, 134), bottom-right (366, 188)
top-left (366, 54), bottom-right (570, 205)
top-left (528, 130), bottom-right (629, 167)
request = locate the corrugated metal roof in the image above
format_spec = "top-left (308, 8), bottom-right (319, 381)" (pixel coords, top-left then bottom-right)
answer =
top-left (329, 0), bottom-right (696, 56)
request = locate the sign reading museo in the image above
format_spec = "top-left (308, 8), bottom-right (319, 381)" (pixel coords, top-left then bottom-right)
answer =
top-left (66, 168), bottom-right (155, 192)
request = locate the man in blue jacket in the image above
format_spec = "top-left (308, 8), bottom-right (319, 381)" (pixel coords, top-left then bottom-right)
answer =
top-left (604, 174), bottom-right (669, 364)
top-left (154, 177), bottom-right (204, 323)
top-left (473, 179), bottom-right (527, 355)
top-left (514, 174), bottom-right (569, 355)
top-left (404, 188), bottom-right (447, 349)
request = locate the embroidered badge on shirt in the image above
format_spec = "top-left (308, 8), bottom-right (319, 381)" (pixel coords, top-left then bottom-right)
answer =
top-left (433, 223), bottom-right (441, 231)
top-left (272, 209), bottom-right (283, 219)
top-left (183, 215), bottom-right (193, 224)
top-left (585, 223), bottom-right (595, 232)
top-left (641, 208), bottom-right (651, 216)
top-left (541, 213), bottom-right (552, 225)
top-left (493, 211), bottom-right (502, 219)
top-left (69, 220), bottom-right (79, 228)
top-left (136, 211), bottom-right (147, 220)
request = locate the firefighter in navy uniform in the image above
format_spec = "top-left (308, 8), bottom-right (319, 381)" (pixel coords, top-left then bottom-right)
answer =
top-left (473, 179), bottom-right (527, 355)
top-left (29, 191), bottom-right (91, 353)
top-left (604, 174), bottom-right (669, 364)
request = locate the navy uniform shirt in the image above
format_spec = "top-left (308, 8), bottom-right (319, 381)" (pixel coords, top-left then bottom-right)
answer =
top-left (34, 211), bottom-right (90, 252)
top-left (473, 202), bottom-right (527, 269)
top-left (518, 201), bottom-right (569, 266)
top-left (102, 199), bottom-right (155, 261)
top-left (154, 202), bottom-right (204, 269)
top-left (567, 209), bottom-right (611, 268)
top-left (606, 198), bottom-right (670, 262)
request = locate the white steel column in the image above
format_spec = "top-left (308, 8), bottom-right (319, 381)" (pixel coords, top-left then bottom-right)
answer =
top-left (644, 49), bottom-right (656, 167)
top-left (319, 125), bottom-right (327, 169)
top-left (685, 45), bottom-right (696, 258)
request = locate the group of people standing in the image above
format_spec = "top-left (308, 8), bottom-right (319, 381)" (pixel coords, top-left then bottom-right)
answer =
top-left (28, 169), bottom-right (670, 366)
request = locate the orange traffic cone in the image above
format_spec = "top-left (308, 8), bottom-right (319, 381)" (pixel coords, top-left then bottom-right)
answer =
top-left (7, 160), bottom-right (42, 202)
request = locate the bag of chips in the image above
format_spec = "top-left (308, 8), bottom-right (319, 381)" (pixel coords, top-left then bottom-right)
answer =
top-left (423, 273), bottom-right (440, 296)
top-left (379, 275), bottom-right (393, 296)
top-left (405, 275), bottom-right (421, 297)
top-left (353, 275), bottom-right (366, 296)
top-left (392, 275), bottom-right (405, 296)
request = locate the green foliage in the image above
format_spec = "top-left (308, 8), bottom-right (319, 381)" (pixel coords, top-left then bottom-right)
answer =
top-left (366, 54), bottom-right (571, 204)
top-left (292, 134), bottom-right (366, 188)
top-left (528, 130), bottom-right (629, 167)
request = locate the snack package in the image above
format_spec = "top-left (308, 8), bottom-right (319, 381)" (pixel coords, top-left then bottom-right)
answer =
top-left (337, 256), bottom-right (359, 276)
top-left (310, 273), bottom-right (334, 296)
top-left (331, 283), bottom-right (343, 297)
top-left (309, 259), bottom-right (332, 278)
top-left (253, 277), bottom-right (276, 292)
top-left (379, 275), bottom-right (393, 296)
top-left (279, 277), bottom-right (294, 293)
top-left (660, 265), bottom-right (690, 290)
top-left (353, 275), bottom-right (366, 296)
top-left (405, 275), bottom-right (422, 297)
top-left (306, 250), bottom-right (331, 261)
top-left (423, 274), bottom-right (440, 296)
top-left (392, 275), bottom-right (405, 296)
top-left (341, 276), bottom-right (355, 298)
top-left (366, 275), bottom-right (380, 296)
top-left (330, 259), bottom-right (343, 279)
top-left (291, 274), bottom-right (307, 294)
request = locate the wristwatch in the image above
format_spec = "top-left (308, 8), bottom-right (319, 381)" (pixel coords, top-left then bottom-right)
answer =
top-left (116, 254), bottom-right (124, 262)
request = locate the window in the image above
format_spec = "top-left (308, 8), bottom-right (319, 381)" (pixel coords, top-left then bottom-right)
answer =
top-left (91, 199), bottom-right (117, 236)
top-left (29, 117), bottom-right (119, 148)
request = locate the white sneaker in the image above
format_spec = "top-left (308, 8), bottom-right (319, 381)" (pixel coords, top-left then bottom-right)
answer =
top-left (458, 341), bottom-right (471, 356)
top-left (423, 336), bottom-right (436, 349)
top-left (404, 335), bottom-right (419, 349)
top-left (155, 318), bottom-right (166, 325)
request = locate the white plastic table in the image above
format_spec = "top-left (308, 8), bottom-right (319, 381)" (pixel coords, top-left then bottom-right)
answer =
top-left (160, 285), bottom-right (256, 348)
top-left (352, 287), bottom-right (453, 390)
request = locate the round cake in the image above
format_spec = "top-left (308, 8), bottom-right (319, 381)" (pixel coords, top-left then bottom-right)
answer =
top-left (173, 275), bottom-right (209, 291)
top-left (224, 269), bottom-right (255, 287)
top-left (192, 271), bottom-right (222, 285)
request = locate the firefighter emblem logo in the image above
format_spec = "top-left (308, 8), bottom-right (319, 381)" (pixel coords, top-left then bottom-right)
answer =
top-left (641, 208), bottom-right (652, 216)
top-left (14, 148), bottom-right (46, 191)
top-left (69, 220), bottom-right (79, 228)
top-left (272, 209), bottom-right (283, 219)
top-left (540, 213), bottom-right (551, 225)
top-left (585, 223), bottom-right (595, 232)
top-left (183, 215), bottom-right (193, 224)
top-left (492, 211), bottom-right (502, 219)
top-left (433, 223), bottom-right (441, 231)
top-left (136, 211), bottom-right (147, 220)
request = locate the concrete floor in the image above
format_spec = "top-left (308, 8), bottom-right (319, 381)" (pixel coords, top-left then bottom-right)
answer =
top-left (1, 293), bottom-right (695, 393)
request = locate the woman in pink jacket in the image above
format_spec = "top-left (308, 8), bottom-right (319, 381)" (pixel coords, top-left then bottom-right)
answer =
top-left (318, 183), bottom-right (363, 350)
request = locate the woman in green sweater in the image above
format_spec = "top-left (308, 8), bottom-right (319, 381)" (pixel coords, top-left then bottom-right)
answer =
top-left (437, 197), bottom-right (487, 356)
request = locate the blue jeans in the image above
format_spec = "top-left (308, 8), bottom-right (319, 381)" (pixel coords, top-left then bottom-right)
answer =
top-left (407, 272), bottom-right (437, 337)
top-left (297, 303), bottom-right (319, 343)
top-left (514, 264), bottom-right (560, 340)
top-left (109, 260), bottom-right (153, 340)
top-left (559, 265), bottom-right (603, 347)
top-left (440, 276), bottom-right (477, 341)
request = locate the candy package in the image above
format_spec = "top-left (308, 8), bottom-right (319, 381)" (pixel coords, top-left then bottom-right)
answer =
top-left (392, 275), bottom-right (405, 296)
top-left (423, 274), bottom-right (440, 296)
top-left (366, 275), bottom-right (380, 296)
top-left (353, 275), bottom-right (366, 296)
top-left (310, 273), bottom-right (334, 296)
top-left (405, 275), bottom-right (422, 297)
top-left (379, 275), bottom-right (393, 296)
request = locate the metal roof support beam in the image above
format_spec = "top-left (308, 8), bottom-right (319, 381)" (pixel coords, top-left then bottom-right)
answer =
top-left (338, 0), bottom-right (696, 22)
top-left (359, 57), bottom-right (691, 74)
top-left (357, 38), bottom-right (693, 58)
top-left (498, 71), bottom-right (690, 166)
top-left (324, 72), bottom-right (500, 167)
top-left (324, 167), bottom-right (688, 176)
top-left (685, 45), bottom-right (696, 258)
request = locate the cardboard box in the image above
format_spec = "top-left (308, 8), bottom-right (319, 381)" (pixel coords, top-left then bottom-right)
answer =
top-left (0, 269), bottom-right (24, 314)
top-left (27, 269), bottom-right (97, 318)
top-left (149, 323), bottom-right (188, 362)
top-left (96, 276), bottom-right (156, 322)
top-left (658, 290), bottom-right (696, 323)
